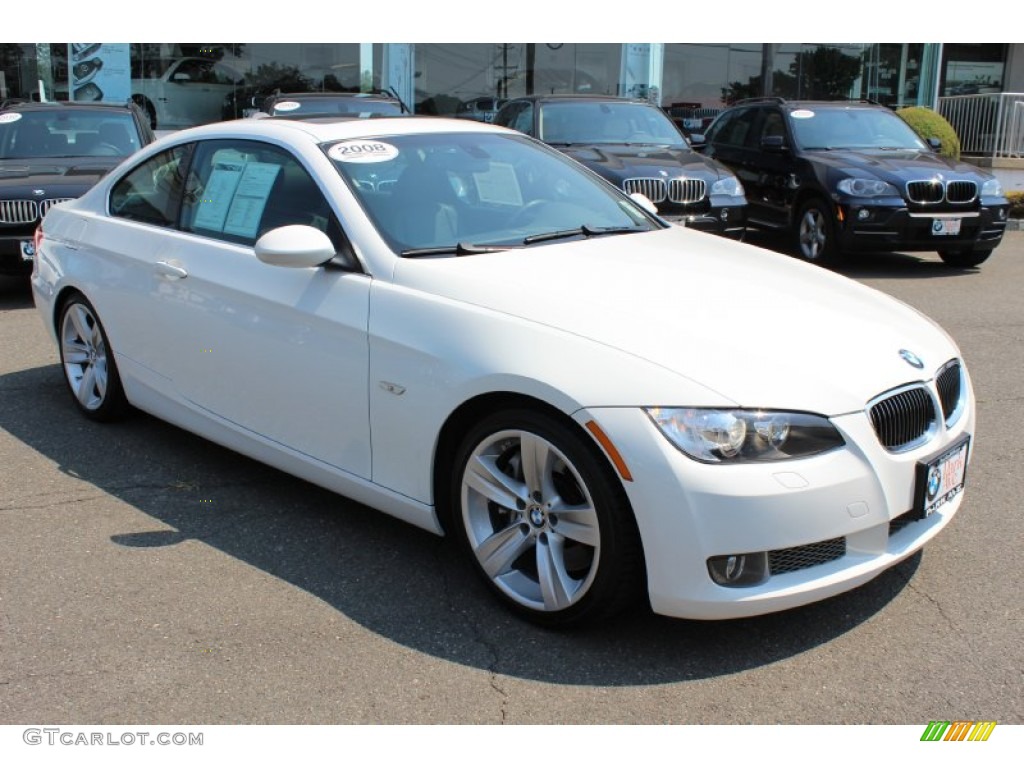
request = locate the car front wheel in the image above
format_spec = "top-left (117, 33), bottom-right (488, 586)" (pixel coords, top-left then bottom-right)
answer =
top-left (938, 248), bottom-right (992, 268)
top-left (453, 409), bottom-right (644, 627)
top-left (795, 198), bottom-right (839, 264)
top-left (58, 293), bottom-right (128, 421)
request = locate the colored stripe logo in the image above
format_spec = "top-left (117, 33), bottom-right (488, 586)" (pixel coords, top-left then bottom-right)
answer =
top-left (921, 721), bottom-right (996, 741)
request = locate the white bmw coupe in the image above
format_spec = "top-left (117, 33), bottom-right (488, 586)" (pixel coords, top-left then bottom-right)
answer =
top-left (31, 115), bottom-right (974, 627)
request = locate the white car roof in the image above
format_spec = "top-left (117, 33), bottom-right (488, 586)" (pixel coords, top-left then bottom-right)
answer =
top-left (152, 116), bottom-right (515, 151)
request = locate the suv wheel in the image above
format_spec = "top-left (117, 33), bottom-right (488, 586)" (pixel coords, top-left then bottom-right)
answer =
top-left (795, 198), bottom-right (839, 264)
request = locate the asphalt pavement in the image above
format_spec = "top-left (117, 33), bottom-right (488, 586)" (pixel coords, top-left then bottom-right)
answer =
top-left (0, 234), bottom-right (1021, 727)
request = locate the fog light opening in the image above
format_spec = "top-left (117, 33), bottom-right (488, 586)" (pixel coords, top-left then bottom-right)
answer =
top-left (707, 551), bottom-right (769, 587)
top-left (857, 208), bottom-right (871, 221)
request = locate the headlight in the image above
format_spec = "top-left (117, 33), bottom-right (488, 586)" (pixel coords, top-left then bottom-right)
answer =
top-left (645, 407), bottom-right (845, 463)
top-left (836, 178), bottom-right (900, 197)
top-left (710, 176), bottom-right (744, 197)
top-left (981, 178), bottom-right (1003, 196)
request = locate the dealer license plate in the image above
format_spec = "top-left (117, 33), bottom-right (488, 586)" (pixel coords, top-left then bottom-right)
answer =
top-left (20, 240), bottom-right (35, 261)
top-left (915, 436), bottom-right (970, 518)
top-left (931, 218), bottom-right (962, 236)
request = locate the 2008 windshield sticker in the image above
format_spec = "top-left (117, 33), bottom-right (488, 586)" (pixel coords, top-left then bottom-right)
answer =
top-left (329, 141), bottom-right (399, 163)
top-left (0, 113), bottom-right (22, 123)
top-left (791, 109), bottom-right (815, 119)
top-left (273, 101), bottom-right (302, 112)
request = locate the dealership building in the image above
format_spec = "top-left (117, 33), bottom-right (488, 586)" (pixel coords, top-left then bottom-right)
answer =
top-left (3, 42), bottom-right (1023, 186)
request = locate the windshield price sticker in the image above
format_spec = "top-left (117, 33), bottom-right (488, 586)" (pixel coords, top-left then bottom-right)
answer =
top-left (329, 141), bottom-right (399, 163)
top-left (791, 109), bottom-right (815, 119)
top-left (274, 101), bottom-right (301, 112)
top-left (0, 113), bottom-right (23, 123)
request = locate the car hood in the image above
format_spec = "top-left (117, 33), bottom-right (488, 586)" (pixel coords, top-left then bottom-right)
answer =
top-left (806, 148), bottom-right (993, 183)
top-left (392, 227), bottom-right (958, 415)
top-left (558, 144), bottom-right (729, 182)
top-left (0, 158), bottom-right (120, 194)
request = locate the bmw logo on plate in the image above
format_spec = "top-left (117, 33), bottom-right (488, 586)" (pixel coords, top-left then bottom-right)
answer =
top-left (899, 349), bottom-right (924, 369)
top-left (926, 465), bottom-right (942, 500)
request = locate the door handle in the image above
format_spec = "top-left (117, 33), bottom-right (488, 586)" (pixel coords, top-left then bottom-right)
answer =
top-left (155, 260), bottom-right (188, 279)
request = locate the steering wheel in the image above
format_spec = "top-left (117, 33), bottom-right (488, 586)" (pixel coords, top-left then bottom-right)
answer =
top-left (508, 199), bottom-right (553, 229)
top-left (95, 143), bottom-right (124, 156)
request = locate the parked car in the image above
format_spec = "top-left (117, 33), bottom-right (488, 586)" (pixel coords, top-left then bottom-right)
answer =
top-left (697, 98), bottom-right (1009, 266)
top-left (456, 97), bottom-right (508, 123)
top-left (131, 57), bottom-right (246, 129)
top-left (494, 94), bottom-right (746, 238)
top-left (0, 100), bottom-right (154, 276)
top-left (32, 116), bottom-right (973, 627)
top-left (256, 91), bottom-right (407, 119)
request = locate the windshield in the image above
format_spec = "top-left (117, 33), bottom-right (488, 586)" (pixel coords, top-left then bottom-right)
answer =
top-left (325, 132), bottom-right (660, 254)
top-left (538, 101), bottom-right (688, 147)
top-left (790, 107), bottom-right (928, 151)
top-left (0, 110), bottom-right (142, 160)
top-left (270, 96), bottom-right (402, 117)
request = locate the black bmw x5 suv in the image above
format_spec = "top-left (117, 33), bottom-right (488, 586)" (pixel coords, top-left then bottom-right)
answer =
top-left (697, 98), bottom-right (1008, 267)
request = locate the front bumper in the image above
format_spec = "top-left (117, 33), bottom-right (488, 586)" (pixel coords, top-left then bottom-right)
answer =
top-left (0, 233), bottom-right (36, 276)
top-left (581, 371), bottom-right (974, 620)
top-left (835, 201), bottom-right (1008, 254)
top-left (661, 202), bottom-right (747, 239)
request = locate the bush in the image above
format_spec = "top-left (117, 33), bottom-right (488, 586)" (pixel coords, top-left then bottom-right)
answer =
top-left (1007, 190), bottom-right (1024, 218)
top-left (896, 107), bottom-right (961, 160)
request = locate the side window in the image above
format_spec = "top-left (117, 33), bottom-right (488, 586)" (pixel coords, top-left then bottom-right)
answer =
top-left (180, 139), bottom-right (344, 250)
top-left (494, 101), bottom-right (524, 129)
top-left (109, 145), bottom-right (192, 226)
top-left (511, 103), bottom-right (534, 135)
top-left (758, 109), bottom-right (787, 143)
top-left (711, 107), bottom-right (757, 148)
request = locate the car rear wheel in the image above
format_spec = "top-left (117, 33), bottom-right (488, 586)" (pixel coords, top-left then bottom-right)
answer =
top-left (59, 293), bottom-right (128, 421)
top-left (453, 409), bottom-right (644, 627)
top-left (795, 198), bottom-right (839, 264)
top-left (938, 248), bottom-right (992, 268)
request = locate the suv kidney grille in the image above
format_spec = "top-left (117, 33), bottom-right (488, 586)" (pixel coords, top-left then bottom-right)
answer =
top-left (869, 386), bottom-right (936, 451)
top-left (0, 198), bottom-right (74, 224)
top-left (623, 178), bottom-right (666, 203)
top-left (0, 199), bottom-right (40, 224)
top-left (667, 178), bottom-right (707, 203)
top-left (906, 180), bottom-right (977, 205)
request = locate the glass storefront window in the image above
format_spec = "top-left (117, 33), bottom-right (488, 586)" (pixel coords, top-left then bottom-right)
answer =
top-left (940, 43), bottom-right (1007, 96)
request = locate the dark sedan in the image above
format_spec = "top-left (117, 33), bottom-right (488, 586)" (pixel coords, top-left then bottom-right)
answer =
top-left (494, 94), bottom-right (747, 238)
top-left (0, 100), bottom-right (154, 276)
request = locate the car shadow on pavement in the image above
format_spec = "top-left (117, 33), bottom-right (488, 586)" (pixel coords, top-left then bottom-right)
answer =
top-left (742, 230), bottom-right (987, 281)
top-left (0, 363), bottom-right (921, 687)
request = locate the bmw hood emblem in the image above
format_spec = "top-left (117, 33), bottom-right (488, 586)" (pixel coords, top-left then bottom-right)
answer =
top-left (899, 349), bottom-right (924, 369)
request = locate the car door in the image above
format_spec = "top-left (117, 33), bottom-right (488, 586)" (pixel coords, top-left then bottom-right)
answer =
top-left (109, 138), bottom-right (372, 478)
top-left (745, 107), bottom-right (798, 229)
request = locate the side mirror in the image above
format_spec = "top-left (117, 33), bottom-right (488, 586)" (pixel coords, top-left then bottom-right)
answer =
top-left (254, 225), bottom-right (336, 268)
top-left (629, 192), bottom-right (659, 216)
top-left (927, 137), bottom-right (942, 151)
top-left (761, 135), bottom-right (786, 152)
top-left (688, 133), bottom-right (707, 150)
top-left (171, 72), bottom-right (192, 83)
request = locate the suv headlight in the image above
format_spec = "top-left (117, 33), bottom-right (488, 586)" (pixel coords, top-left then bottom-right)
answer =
top-left (836, 178), bottom-right (900, 197)
top-left (645, 407), bottom-right (845, 463)
top-left (981, 178), bottom-right (1003, 196)
top-left (710, 176), bottom-right (744, 197)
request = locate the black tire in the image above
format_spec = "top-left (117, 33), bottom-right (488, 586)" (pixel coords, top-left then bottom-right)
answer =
top-left (58, 293), bottom-right (129, 422)
top-left (794, 197), bottom-right (840, 265)
top-left (452, 408), bottom-right (645, 627)
top-left (938, 248), bottom-right (992, 268)
top-left (132, 94), bottom-right (157, 130)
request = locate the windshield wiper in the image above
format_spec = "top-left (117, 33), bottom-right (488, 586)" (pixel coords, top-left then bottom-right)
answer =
top-left (400, 242), bottom-right (518, 257)
top-left (523, 224), bottom-right (646, 245)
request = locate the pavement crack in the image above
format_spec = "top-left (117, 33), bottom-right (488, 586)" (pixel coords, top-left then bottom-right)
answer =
top-left (433, 542), bottom-right (509, 724)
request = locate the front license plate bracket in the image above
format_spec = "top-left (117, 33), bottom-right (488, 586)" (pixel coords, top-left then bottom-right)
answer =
top-left (913, 436), bottom-right (970, 519)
